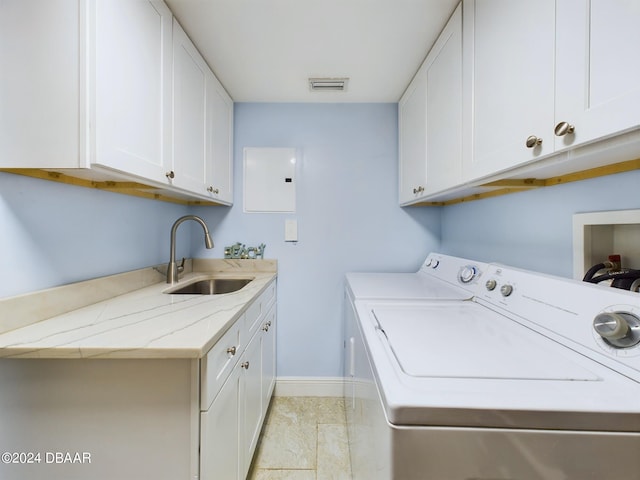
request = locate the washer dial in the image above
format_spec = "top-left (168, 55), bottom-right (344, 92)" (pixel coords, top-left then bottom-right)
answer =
top-left (458, 265), bottom-right (479, 284)
top-left (593, 311), bottom-right (640, 349)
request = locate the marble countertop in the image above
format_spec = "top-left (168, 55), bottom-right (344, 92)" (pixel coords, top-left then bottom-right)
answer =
top-left (0, 259), bottom-right (277, 359)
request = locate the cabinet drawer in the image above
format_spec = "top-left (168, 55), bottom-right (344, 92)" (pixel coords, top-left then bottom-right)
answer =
top-left (201, 319), bottom-right (242, 411)
top-left (244, 281), bottom-right (276, 341)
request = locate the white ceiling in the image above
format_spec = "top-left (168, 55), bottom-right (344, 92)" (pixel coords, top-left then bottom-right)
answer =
top-left (165, 0), bottom-right (459, 103)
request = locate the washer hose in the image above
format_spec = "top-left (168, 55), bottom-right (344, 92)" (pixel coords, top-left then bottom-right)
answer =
top-left (583, 262), bottom-right (606, 282)
top-left (586, 270), bottom-right (640, 291)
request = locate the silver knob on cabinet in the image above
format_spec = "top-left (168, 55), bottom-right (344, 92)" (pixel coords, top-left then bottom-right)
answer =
top-left (500, 284), bottom-right (514, 297)
top-left (554, 121), bottom-right (575, 137)
top-left (241, 361), bottom-right (250, 369)
top-left (485, 279), bottom-right (497, 291)
top-left (165, 170), bottom-right (175, 179)
top-left (226, 346), bottom-right (237, 356)
top-left (207, 186), bottom-right (219, 194)
top-left (593, 312), bottom-right (640, 348)
top-left (413, 186), bottom-right (425, 194)
top-left (525, 136), bottom-right (543, 148)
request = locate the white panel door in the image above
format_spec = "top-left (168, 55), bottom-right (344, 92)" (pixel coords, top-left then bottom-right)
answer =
top-left (463, 0), bottom-right (555, 180)
top-left (398, 67), bottom-right (428, 204)
top-left (239, 333), bottom-right (263, 479)
top-left (172, 19), bottom-right (207, 194)
top-left (0, 0), bottom-right (80, 168)
top-left (92, 0), bottom-right (172, 182)
top-left (555, 0), bottom-right (640, 150)
top-left (425, 4), bottom-right (462, 195)
top-left (206, 73), bottom-right (234, 204)
top-left (261, 306), bottom-right (276, 409)
top-left (200, 366), bottom-right (240, 480)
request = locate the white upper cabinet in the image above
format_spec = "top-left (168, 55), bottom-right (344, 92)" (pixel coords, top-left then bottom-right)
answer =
top-left (206, 72), bottom-right (234, 205)
top-left (172, 19), bottom-right (209, 194)
top-left (0, 0), bottom-right (233, 205)
top-left (555, 0), bottom-right (640, 150)
top-left (172, 19), bottom-right (234, 204)
top-left (424, 5), bottom-right (462, 196)
top-left (398, 64), bottom-right (428, 204)
top-left (461, 0), bottom-right (640, 186)
top-left (92, 0), bottom-right (173, 183)
top-left (399, 4), bottom-right (462, 204)
top-left (462, 0), bottom-right (556, 181)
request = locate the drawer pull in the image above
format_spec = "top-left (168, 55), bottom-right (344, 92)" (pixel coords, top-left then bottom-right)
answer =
top-left (226, 346), bottom-right (237, 356)
top-left (241, 361), bottom-right (250, 370)
top-left (262, 321), bottom-right (272, 332)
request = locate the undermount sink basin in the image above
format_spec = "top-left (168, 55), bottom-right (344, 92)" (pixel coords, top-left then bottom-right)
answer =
top-left (166, 278), bottom-right (254, 295)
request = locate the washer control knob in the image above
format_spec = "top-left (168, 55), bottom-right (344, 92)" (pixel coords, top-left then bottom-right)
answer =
top-left (593, 312), bottom-right (640, 348)
top-left (485, 279), bottom-right (497, 291)
top-left (459, 265), bottom-right (479, 284)
top-left (500, 284), bottom-right (514, 297)
top-left (431, 260), bottom-right (439, 269)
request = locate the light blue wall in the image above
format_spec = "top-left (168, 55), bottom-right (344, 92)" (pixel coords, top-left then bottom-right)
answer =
top-left (441, 169), bottom-right (640, 277)
top-left (3, 102), bottom-right (638, 379)
top-left (0, 172), bottom-right (189, 298)
top-left (193, 103), bottom-right (441, 377)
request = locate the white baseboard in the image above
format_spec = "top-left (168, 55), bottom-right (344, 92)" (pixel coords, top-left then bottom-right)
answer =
top-left (274, 376), bottom-right (344, 397)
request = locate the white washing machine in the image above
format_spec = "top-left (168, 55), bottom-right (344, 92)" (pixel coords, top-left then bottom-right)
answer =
top-left (346, 253), bottom-right (487, 301)
top-left (344, 258), bottom-right (640, 479)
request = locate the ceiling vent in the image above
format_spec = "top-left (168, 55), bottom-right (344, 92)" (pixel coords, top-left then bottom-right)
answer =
top-left (309, 77), bottom-right (349, 92)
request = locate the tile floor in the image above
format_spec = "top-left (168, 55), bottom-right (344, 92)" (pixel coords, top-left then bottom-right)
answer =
top-left (247, 397), bottom-right (352, 480)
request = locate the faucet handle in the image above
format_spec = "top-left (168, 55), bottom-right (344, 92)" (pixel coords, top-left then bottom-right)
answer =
top-left (177, 257), bottom-right (185, 274)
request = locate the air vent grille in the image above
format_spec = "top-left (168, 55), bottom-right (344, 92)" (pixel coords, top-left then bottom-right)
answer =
top-left (309, 77), bottom-right (349, 91)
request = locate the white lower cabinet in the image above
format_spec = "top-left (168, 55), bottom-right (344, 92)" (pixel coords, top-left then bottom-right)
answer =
top-left (201, 366), bottom-right (241, 479)
top-left (239, 330), bottom-right (264, 479)
top-left (200, 285), bottom-right (277, 480)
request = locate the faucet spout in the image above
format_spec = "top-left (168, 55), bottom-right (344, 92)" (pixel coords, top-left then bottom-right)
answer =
top-left (167, 215), bottom-right (214, 284)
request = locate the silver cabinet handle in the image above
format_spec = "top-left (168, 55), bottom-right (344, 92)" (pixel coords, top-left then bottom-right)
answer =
top-left (207, 186), bottom-right (219, 194)
top-left (525, 135), bottom-right (543, 148)
top-left (165, 170), bottom-right (175, 179)
top-left (241, 361), bottom-right (250, 369)
top-left (554, 121), bottom-right (575, 137)
top-left (413, 186), bottom-right (424, 194)
top-left (226, 346), bottom-right (236, 356)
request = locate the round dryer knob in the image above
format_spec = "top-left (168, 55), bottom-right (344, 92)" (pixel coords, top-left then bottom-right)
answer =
top-left (593, 312), bottom-right (640, 348)
top-left (485, 279), bottom-right (497, 291)
top-left (500, 284), bottom-right (514, 297)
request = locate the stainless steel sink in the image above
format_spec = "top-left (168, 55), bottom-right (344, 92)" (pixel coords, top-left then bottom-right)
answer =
top-left (166, 278), bottom-right (253, 295)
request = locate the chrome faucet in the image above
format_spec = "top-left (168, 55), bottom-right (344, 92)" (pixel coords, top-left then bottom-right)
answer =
top-left (167, 215), bottom-right (214, 284)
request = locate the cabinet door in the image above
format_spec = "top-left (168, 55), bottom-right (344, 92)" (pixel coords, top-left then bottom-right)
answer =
top-left (92, 0), bottom-right (172, 182)
top-left (555, 0), bottom-right (640, 150)
top-left (398, 66), bottom-right (428, 204)
top-left (424, 4), bottom-right (462, 195)
top-left (261, 306), bottom-right (276, 410)
top-left (0, 0), bottom-right (80, 169)
top-left (463, 0), bottom-right (555, 180)
top-left (172, 19), bottom-right (208, 194)
top-left (239, 333), bottom-right (263, 479)
top-left (200, 366), bottom-right (240, 480)
top-left (206, 74), bottom-right (234, 204)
